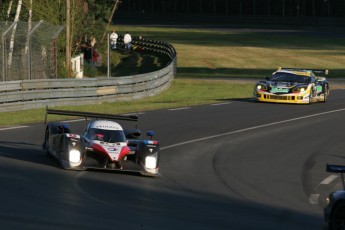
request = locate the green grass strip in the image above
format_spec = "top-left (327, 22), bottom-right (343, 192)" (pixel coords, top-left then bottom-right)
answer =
top-left (0, 78), bottom-right (252, 127)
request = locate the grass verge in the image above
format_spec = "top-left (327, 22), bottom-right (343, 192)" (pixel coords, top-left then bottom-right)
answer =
top-left (0, 79), bottom-right (252, 127)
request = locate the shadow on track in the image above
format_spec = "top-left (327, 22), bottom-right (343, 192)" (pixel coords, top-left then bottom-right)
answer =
top-left (0, 141), bottom-right (54, 167)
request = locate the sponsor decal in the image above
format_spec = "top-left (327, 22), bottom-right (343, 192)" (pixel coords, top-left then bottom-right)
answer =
top-left (108, 150), bottom-right (120, 160)
top-left (145, 140), bottom-right (158, 145)
top-left (276, 82), bottom-right (289, 87)
top-left (95, 125), bottom-right (120, 130)
top-left (66, 134), bottom-right (80, 138)
top-left (316, 85), bottom-right (322, 92)
top-left (271, 87), bottom-right (289, 93)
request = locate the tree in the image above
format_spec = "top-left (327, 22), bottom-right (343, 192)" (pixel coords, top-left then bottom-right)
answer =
top-left (100, 0), bottom-right (121, 44)
top-left (66, 0), bottom-right (71, 76)
top-left (21, 0), bottom-right (87, 77)
top-left (8, 0), bottom-right (23, 67)
top-left (22, 0), bottom-right (85, 40)
top-left (6, 0), bottom-right (14, 23)
top-left (24, 0), bottom-right (32, 53)
top-left (2, 0), bottom-right (123, 77)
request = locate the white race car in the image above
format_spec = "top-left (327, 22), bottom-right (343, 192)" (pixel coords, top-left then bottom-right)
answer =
top-left (43, 108), bottom-right (160, 176)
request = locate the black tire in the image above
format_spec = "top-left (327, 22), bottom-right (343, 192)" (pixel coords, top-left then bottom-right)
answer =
top-left (309, 85), bottom-right (318, 104)
top-left (59, 136), bottom-right (69, 169)
top-left (308, 91), bottom-right (313, 104)
top-left (323, 85), bottom-right (329, 103)
top-left (330, 201), bottom-right (345, 230)
top-left (44, 128), bottom-right (51, 157)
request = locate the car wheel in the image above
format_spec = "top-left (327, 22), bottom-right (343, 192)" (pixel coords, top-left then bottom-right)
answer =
top-left (308, 91), bottom-right (313, 104)
top-left (59, 138), bottom-right (68, 169)
top-left (323, 85), bottom-right (329, 103)
top-left (44, 128), bottom-right (51, 157)
top-left (330, 201), bottom-right (345, 230)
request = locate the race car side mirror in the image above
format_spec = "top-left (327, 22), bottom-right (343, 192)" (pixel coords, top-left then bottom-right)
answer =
top-left (57, 125), bottom-right (64, 134)
top-left (146, 131), bottom-right (155, 139)
top-left (125, 129), bottom-right (141, 139)
top-left (56, 124), bottom-right (71, 134)
top-left (131, 130), bottom-right (141, 138)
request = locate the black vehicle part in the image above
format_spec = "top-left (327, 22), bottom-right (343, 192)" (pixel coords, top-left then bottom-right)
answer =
top-left (323, 84), bottom-right (329, 103)
top-left (327, 164), bottom-right (345, 189)
top-left (138, 141), bottom-right (160, 168)
top-left (329, 201), bottom-right (345, 230)
top-left (125, 129), bottom-right (142, 139)
top-left (43, 122), bottom-right (70, 151)
top-left (45, 107), bottom-right (138, 128)
top-left (59, 134), bottom-right (85, 170)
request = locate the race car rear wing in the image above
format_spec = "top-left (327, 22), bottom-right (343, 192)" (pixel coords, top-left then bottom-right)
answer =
top-left (45, 107), bottom-right (138, 127)
top-left (278, 67), bottom-right (329, 75)
top-left (327, 164), bottom-right (345, 190)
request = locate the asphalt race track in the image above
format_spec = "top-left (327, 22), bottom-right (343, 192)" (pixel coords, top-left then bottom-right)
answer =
top-left (1, 89), bottom-right (345, 230)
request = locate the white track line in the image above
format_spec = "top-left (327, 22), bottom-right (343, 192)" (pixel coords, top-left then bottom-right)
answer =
top-left (161, 107), bottom-right (345, 150)
top-left (0, 126), bottom-right (29, 131)
top-left (309, 175), bottom-right (340, 205)
top-left (164, 106), bottom-right (345, 205)
top-left (309, 194), bottom-right (321, 205)
top-left (168, 107), bottom-right (190, 111)
top-left (321, 175), bottom-right (339, 185)
top-left (121, 112), bottom-right (144, 116)
top-left (62, 119), bottom-right (85, 123)
top-left (211, 102), bottom-right (232, 106)
top-left (310, 175), bottom-right (340, 205)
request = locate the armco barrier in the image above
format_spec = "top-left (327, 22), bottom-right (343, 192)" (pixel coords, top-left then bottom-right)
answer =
top-left (0, 59), bottom-right (175, 112)
top-left (0, 39), bottom-right (176, 112)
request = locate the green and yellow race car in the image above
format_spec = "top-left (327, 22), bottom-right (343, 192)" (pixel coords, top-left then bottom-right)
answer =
top-left (254, 68), bottom-right (329, 104)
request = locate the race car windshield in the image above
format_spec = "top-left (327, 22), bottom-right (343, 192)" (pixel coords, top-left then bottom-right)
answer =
top-left (89, 128), bottom-right (126, 143)
top-left (270, 72), bottom-right (310, 83)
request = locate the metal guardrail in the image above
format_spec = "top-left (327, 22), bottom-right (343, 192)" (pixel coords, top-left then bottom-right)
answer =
top-left (0, 54), bottom-right (176, 112)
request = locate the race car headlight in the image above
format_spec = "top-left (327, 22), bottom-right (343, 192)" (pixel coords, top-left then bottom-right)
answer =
top-left (326, 197), bottom-right (330, 204)
top-left (293, 86), bottom-right (306, 93)
top-left (145, 154), bottom-right (157, 169)
top-left (256, 83), bottom-right (267, 91)
top-left (69, 149), bottom-right (81, 163)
